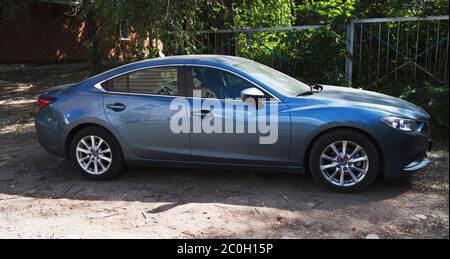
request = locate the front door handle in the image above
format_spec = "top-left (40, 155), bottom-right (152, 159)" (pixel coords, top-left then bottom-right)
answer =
top-left (106, 103), bottom-right (126, 112)
top-left (191, 109), bottom-right (211, 118)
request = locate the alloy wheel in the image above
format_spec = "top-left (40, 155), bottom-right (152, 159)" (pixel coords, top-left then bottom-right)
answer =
top-left (76, 135), bottom-right (112, 175)
top-left (319, 140), bottom-right (369, 187)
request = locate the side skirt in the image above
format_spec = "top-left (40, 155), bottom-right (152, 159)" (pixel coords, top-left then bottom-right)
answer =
top-left (125, 159), bottom-right (305, 174)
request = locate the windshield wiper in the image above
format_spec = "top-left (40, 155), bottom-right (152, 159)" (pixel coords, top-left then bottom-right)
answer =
top-left (311, 84), bottom-right (324, 92)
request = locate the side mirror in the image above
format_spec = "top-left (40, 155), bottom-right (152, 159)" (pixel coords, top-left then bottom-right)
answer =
top-left (240, 87), bottom-right (265, 101)
top-left (240, 87), bottom-right (266, 109)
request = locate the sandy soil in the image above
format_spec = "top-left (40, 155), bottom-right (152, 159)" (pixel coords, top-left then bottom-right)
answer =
top-left (0, 67), bottom-right (448, 239)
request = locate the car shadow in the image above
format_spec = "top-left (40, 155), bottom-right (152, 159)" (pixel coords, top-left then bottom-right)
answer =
top-left (0, 142), bottom-right (415, 214)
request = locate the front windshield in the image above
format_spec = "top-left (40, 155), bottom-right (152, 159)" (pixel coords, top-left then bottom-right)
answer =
top-left (233, 60), bottom-right (311, 96)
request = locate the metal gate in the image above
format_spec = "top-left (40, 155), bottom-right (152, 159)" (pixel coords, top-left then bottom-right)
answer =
top-left (346, 16), bottom-right (449, 86)
top-left (181, 16), bottom-right (449, 87)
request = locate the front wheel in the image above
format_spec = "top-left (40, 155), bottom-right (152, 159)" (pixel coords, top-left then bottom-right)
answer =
top-left (69, 126), bottom-right (125, 180)
top-left (309, 129), bottom-right (380, 192)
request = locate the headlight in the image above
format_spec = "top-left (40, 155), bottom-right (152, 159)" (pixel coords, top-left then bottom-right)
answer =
top-left (380, 116), bottom-right (418, 132)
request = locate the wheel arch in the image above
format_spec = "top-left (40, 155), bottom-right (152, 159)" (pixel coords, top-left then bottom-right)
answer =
top-left (64, 123), bottom-right (120, 161)
top-left (303, 126), bottom-right (384, 176)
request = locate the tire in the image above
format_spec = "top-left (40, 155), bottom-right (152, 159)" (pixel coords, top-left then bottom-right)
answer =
top-left (309, 129), bottom-right (380, 192)
top-left (69, 126), bottom-right (125, 180)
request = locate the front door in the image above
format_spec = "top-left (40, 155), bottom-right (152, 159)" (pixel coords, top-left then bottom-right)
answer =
top-left (185, 66), bottom-right (291, 166)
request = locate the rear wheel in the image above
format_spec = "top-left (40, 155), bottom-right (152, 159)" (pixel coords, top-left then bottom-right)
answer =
top-left (309, 129), bottom-right (380, 192)
top-left (70, 126), bottom-right (125, 180)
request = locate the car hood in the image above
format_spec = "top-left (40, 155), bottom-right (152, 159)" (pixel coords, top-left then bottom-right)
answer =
top-left (304, 85), bottom-right (430, 120)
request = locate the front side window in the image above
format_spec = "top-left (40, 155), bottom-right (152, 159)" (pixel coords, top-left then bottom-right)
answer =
top-left (101, 67), bottom-right (182, 96)
top-left (189, 67), bottom-right (255, 99)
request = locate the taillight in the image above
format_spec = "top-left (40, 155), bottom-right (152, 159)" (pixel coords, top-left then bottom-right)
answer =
top-left (38, 97), bottom-right (56, 108)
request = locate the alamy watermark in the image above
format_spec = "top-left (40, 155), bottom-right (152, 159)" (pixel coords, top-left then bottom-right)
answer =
top-left (170, 90), bottom-right (279, 144)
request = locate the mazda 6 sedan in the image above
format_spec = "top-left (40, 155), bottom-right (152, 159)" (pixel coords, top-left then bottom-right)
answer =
top-left (35, 55), bottom-right (432, 192)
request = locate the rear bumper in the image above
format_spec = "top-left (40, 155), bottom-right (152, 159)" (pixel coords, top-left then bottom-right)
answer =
top-left (35, 108), bottom-right (66, 158)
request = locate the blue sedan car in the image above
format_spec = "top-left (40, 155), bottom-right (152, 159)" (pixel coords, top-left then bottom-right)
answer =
top-left (35, 55), bottom-right (432, 192)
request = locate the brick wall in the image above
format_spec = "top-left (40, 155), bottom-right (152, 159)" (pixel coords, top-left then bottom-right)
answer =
top-left (0, 2), bottom-right (87, 64)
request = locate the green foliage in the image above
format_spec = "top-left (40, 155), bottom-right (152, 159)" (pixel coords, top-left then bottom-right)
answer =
top-left (231, 0), bottom-right (297, 79)
top-left (296, 0), bottom-right (357, 25)
top-left (234, 0), bottom-right (295, 28)
top-left (197, 0), bottom-right (233, 31)
top-left (355, 0), bottom-right (449, 18)
top-left (287, 26), bottom-right (348, 85)
top-left (232, 0), bottom-right (352, 85)
top-left (231, 0), bottom-right (295, 79)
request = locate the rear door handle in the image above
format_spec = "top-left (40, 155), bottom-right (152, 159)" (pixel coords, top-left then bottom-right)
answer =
top-left (106, 103), bottom-right (126, 112)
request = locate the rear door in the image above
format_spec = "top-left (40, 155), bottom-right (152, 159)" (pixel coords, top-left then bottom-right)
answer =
top-left (102, 66), bottom-right (191, 161)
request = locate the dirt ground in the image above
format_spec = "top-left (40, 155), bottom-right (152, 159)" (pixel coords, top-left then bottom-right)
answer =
top-left (0, 67), bottom-right (448, 239)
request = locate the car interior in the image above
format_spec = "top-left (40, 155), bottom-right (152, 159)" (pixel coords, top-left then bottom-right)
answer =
top-left (192, 67), bottom-right (251, 99)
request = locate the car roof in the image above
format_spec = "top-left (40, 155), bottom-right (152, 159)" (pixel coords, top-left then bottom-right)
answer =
top-left (87, 55), bottom-right (252, 85)
top-left (134, 54), bottom-right (250, 66)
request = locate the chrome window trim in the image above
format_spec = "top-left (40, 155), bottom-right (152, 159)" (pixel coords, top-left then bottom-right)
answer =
top-left (94, 64), bottom-right (183, 98)
top-left (94, 63), bottom-right (281, 102)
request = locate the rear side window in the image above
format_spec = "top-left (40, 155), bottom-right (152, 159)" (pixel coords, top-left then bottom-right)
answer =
top-left (109, 74), bottom-right (127, 92)
top-left (101, 67), bottom-right (182, 96)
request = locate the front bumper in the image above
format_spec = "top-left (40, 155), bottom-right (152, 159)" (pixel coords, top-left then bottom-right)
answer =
top-left (404, 155), bottom-right (432, 172)
top-left (379, 128), bottom-right (432, 179)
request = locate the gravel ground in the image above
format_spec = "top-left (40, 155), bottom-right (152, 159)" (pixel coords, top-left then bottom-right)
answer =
top-left (0, 68), bottom-right (448, 239)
